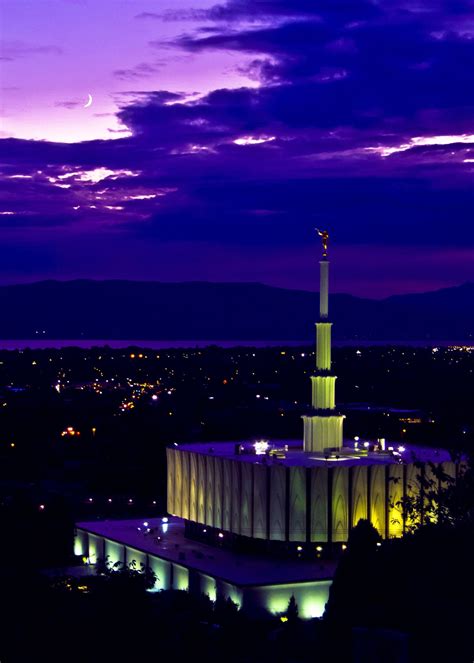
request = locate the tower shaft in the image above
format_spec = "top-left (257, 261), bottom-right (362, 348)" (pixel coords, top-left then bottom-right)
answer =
top-left (319, 259), bottom-right (329, 319)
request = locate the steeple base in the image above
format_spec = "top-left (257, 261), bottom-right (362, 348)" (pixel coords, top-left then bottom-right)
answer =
top-left (302, 414), bottom-right (344, 453)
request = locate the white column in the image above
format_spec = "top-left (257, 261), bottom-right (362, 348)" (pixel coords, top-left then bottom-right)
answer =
top-left (319, 260), bottom-right (329, 319)
top-left (311, 375), bottom-right (336, 410)
top-left (316, 322), bottom-right (332, 370)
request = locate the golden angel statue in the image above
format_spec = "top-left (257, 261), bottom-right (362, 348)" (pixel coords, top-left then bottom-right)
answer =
top-left (316, 228), bottom-right (329, 257)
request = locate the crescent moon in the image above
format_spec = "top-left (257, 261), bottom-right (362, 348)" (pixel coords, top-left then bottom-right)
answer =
top-left (84, 94), bottom-right (93, 108)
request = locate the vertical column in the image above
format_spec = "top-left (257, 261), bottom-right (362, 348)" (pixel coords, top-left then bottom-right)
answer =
top-left (310, 467), bottom-right (328, 541)
top-left (332, 466), bottom-right (349, 542)
top-left (316, 259), bottom-right (331, 371)
top-left (289, 466), bottom-right (306, 541)
top-left (269, 464), bottom-right (286, 541)
top-left (319, 259), bottom-right (329, 319)
top-left (166, 448), bottom-right (176, 515)
top-left (316, 323), bottom-right (332, 371)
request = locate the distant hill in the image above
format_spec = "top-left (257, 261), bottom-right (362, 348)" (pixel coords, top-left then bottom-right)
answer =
top-left (0, 280), bottom-right (472, 341)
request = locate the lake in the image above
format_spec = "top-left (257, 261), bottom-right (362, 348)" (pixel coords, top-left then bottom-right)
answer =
top-left (0, 339), bottom-right (470, 350)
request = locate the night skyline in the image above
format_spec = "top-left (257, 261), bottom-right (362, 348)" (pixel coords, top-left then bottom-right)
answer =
top-left (2, 0), bottom-right (474, 297)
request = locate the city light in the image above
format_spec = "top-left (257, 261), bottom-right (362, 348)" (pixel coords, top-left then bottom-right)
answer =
top-left (254, 440), bottom-right (270, 455)
top-left (61, 426), bottom-right (80, 437)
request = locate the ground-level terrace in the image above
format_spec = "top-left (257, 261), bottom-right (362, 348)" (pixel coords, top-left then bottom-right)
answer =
top-left (75, 517), bottom-right (336, 619)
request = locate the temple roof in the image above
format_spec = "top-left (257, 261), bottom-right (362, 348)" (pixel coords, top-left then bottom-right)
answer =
top-left (172, 439), bottom-right (454, 469)
top-left (77, 517), bottom-right (337, 586)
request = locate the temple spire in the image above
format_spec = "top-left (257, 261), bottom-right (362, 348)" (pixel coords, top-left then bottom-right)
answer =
top-left (303, 229), bottom-right (343, 453)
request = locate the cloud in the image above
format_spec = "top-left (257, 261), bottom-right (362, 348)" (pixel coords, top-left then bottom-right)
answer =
top-left (113, 61), bottom-right (165, 81)
top-left (1, 0), bottom-right (474, 290)
top-left (1, 40), bottom-right (63, 61)
top-left (2, 74), bottom-right (474, 243)
top-left (135, 12), bottom-right (162, 20)
top-left (55, 100), bottom-right (83, 109)
top-left (154, 0), bottom-right (380, 24)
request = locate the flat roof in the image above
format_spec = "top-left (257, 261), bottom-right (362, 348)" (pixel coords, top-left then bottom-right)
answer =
top-left (172, 439), bottom-right (453, 469)
top-left (77, 517), bottom-right (336, 587)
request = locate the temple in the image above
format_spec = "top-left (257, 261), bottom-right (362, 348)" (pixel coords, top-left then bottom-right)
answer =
top-left (165, 233), bottom-right (456, 545)
top-left (75, 233), bottom-right (458, 618)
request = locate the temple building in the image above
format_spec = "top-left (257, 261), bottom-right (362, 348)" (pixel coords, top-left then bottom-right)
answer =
top-left (166, 234), bottom-right (456, 545)
top-left (75, 233), bottom-right (457, 618)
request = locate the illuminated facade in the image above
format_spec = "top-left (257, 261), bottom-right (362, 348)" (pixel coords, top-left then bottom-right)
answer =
top-left (75, 518), bottom-right (333, 619)
top-left (167, 442), bottom-right (455, 543)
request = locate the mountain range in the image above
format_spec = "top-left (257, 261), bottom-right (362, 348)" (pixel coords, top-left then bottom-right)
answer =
top-left (0, 280), bottom-right (472, 341)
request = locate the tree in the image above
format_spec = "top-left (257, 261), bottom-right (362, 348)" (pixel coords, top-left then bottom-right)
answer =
top-left (396, 455), bottom-right (472, 532)
top-left (96, 555), bottom-right (157, 592)
top-left (213, 596), bottom-right (239, 625)
top-left (324, 519), bottom-right (382, 627)
top-left (286, 595), bottom-right (299, 623)
top-left (322, 461), bottom-right (474, 663)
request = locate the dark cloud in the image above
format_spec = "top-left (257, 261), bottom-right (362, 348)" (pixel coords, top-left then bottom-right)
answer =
top-left (120, 175), bottom-right (474, 250)
top-left (155, 0), bottom-right (380, 24)
top-left (1, 0), bottom-right (474, 291)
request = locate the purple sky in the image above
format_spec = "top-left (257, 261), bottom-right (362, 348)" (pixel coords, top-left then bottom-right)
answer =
top-left (1, 0), bottom-right (474, 298)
